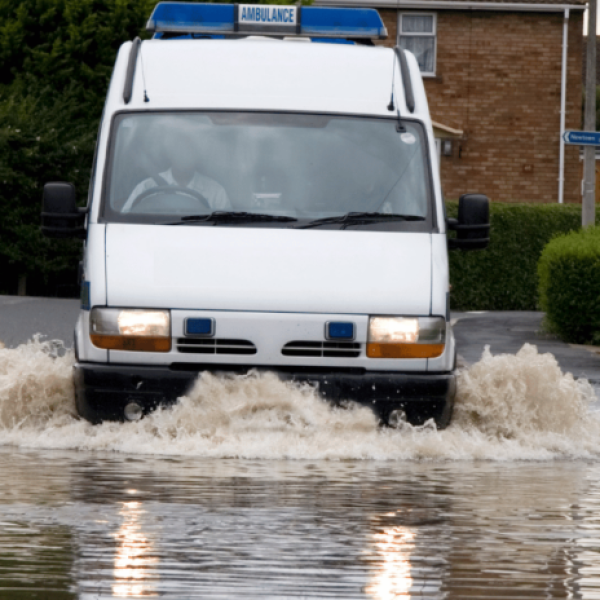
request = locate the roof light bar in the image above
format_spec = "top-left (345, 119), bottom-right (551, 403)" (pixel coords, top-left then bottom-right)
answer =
top-left (301, 7), bottom-right (385, 38)
top-left (146, 2), bottom-right (387, 39)
top-left (147, 3), bottom-right (235, 33)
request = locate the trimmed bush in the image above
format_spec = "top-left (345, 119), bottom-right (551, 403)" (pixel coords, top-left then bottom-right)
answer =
top-left (537, 226), bottom-right (600, 344)
top-left (446, 202), bottom-right (600, 311)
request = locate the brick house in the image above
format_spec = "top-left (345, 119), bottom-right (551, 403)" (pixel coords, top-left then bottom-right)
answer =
top-left (315, 0), bottom-right (586, 204)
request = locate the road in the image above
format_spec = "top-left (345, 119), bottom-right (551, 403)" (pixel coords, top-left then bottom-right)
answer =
top-left (453, 310), bottom-right (600, 386)
top-left (0, 295), bottom-right (79, 348)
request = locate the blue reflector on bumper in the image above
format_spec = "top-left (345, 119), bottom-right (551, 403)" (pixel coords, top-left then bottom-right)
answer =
top-left (185, 318), bottom-right (214, 336)
top-left (327, 322), bottom-right (355, 340)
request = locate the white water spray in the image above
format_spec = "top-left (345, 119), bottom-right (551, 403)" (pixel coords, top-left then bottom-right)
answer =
top-left (0, 338), bottom-right (597, 460)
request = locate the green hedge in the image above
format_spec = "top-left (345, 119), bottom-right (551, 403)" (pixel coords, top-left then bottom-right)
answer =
top-left (537, 226), bottom-right (600, 344)
top-left (0, 0), bottom-right (155, 295)
top-left (446, 202), bottom-right (600, 311)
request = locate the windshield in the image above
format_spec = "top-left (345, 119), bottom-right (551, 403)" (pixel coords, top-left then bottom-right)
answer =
top-left (102, 112), bottom-right (433, 229)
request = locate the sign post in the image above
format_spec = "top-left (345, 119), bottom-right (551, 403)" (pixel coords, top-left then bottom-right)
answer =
top-left (563, 130), bottom-right (598, 226)
top-left (583, 0), bottom-right (597, 228)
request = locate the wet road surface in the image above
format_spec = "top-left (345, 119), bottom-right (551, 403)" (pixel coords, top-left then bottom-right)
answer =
top-left (0, 296), bottom-right (79, 349)
top-left (453, 311), bottom-right (600, 387)
top-left (3, 448), bottom-right (600, 599)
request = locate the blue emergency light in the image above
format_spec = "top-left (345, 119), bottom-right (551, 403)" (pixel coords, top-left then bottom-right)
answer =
top-left (147, 2), bottom-right (387, 40)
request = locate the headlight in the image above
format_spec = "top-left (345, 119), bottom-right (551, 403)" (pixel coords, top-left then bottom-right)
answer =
top-left (90, 308), bottom-right (171, 352)
top-left (367, 316), bottom-right (445, 359)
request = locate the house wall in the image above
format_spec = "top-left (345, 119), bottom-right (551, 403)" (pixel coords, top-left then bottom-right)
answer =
top-left (377, 8), bottom-right (583, 204)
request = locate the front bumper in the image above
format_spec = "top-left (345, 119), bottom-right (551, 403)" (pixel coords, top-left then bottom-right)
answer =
top-left (73, 363), bottom-right (456, 427)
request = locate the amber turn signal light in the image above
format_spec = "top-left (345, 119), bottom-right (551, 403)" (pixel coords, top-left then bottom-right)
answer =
top-left (367, 342), bottom-right (445, 359)
top-left (90, 334), bottom-right (171, 352)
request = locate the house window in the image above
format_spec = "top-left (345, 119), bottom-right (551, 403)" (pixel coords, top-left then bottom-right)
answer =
top-left (398, 13), bottom-right (436, 76)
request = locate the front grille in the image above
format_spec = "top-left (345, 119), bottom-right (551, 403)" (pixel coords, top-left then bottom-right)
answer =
top-left (281, 341), bottom-right (361, 358)
top-left (176, 338), bottom-right (257, 355)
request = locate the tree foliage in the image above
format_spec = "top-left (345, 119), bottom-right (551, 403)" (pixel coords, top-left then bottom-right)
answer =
top-left (0, 88), bottom-right (96, 277)
top-left (0, 0), bottom-right (156, 113)
top-left (0, 0), bottom-right (154, 291)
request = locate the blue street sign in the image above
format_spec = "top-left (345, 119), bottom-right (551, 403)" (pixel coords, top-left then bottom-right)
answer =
top-left (563, 130), bottom-right (600, 146)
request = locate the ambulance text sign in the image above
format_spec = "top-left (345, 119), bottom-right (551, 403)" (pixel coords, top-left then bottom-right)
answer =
top-left (238, 4), bottom-right (298, 26)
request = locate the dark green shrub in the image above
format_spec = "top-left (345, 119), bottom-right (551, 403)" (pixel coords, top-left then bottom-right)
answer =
top-left (446, 202), bottom-right (600, 311)
top-left (0, 0), bottom-right (153, 294)
top-left (537, 226), bottom-right (600, 344)
top-left (0, 89), bottom-right (96, 283)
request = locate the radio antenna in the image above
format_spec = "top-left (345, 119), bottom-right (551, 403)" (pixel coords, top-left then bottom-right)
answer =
top-left (386, 49), bottom-right (406, 132)
top-left (387, 49), bottom-right (397, 111)
top-left (139, 41), bottom-right (150, 103)
top-left (388, 0), bottom-right (400, 111)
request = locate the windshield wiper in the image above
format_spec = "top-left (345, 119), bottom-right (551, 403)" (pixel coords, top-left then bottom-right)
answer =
top-left (164, 211), bottom-right (298, 225)
top-left (297, 212), bottom-right (425, 229)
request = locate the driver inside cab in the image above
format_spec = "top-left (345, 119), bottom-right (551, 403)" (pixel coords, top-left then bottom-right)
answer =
top-left (122, 132), bottom-right (231, 213)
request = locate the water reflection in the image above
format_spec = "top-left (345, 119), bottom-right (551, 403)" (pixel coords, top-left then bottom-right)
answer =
top-left (366, 524), bottom-right (415, 599)
top-left (112, 500), bottom-right (158, 597)
top-left (4, 450), bottom-right (600, 599)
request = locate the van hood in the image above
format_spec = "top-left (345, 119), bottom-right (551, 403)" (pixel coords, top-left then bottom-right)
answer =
top-left (105, 224), bottom-right (432, 315)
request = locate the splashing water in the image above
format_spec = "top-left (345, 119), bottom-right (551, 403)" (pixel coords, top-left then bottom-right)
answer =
top-left (0, 338), bottom-right (598, 460)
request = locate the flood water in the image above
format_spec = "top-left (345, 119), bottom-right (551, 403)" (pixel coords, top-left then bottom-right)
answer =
top-left (4, 451), bottom-right (600, 599)
top-left (2, 338), bottom-right (600, 598)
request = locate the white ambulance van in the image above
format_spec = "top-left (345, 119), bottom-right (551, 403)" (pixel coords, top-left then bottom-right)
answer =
top-left (41, 2), bottom-right (489, 427)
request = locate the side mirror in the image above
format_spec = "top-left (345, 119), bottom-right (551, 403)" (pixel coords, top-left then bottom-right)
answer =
top-left (446, 193), bottom-right (490, 251)
top-left (41, 182), bottom-right (87, 239)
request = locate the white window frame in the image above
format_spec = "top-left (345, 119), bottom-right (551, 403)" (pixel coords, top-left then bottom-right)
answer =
top-left (398, 12), bottom-right (437, 77)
